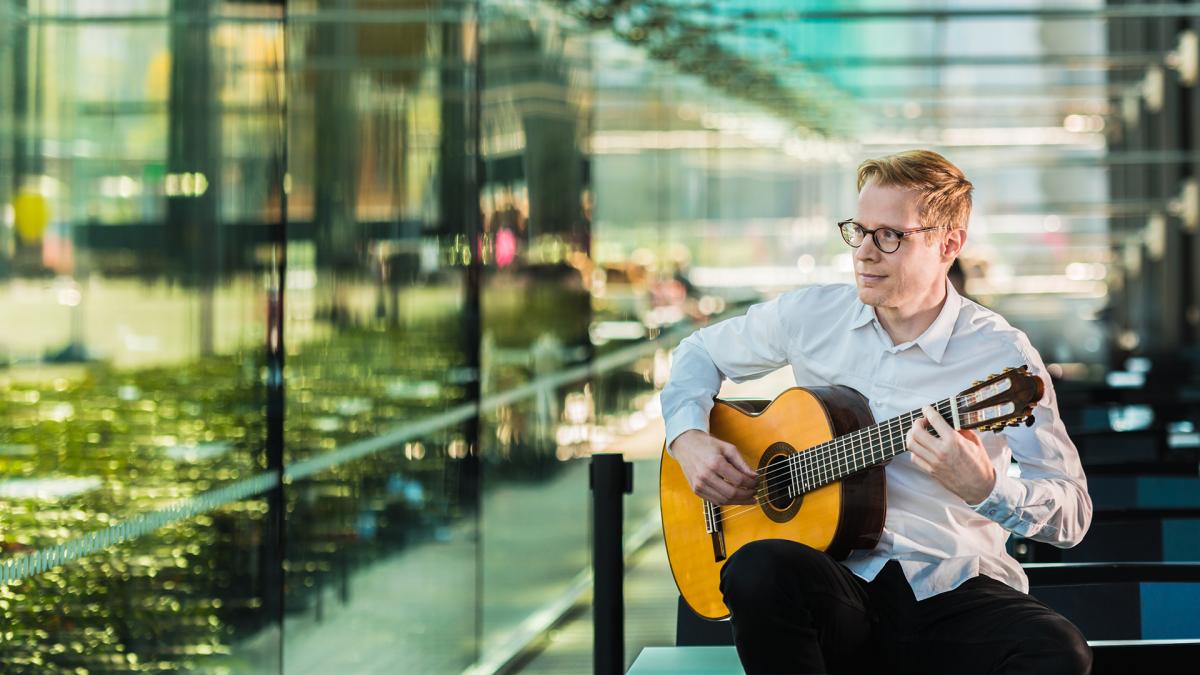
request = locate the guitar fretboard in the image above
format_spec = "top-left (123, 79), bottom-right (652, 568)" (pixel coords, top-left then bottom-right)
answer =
top-left (785, 397), bottom-right (960, 493)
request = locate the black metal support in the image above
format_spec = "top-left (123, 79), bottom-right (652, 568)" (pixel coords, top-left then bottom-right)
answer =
top-left (676, 596), bottom-right (735, 646)
top-left (591, 453), bottom-right (633, 675)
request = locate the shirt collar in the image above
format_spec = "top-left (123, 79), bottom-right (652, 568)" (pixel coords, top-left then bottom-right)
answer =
top-left (849, 278), bottom-right (963, 364)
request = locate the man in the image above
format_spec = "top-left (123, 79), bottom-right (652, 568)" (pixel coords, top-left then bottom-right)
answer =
top-left (660, 150), bottom-right (1093, 674)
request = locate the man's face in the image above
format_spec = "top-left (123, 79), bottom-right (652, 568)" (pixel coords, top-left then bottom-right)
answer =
top-left (852, 182), bottom-right (952, 310)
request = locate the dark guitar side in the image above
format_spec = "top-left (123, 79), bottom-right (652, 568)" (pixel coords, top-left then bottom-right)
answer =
top-left (815, 386), bottom-right (888, 559)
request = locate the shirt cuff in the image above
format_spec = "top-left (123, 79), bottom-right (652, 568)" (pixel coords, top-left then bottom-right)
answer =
top-left (968, 469), bottom-right (1023, 522)
top-left (663, 402), bottom-right (710, 456)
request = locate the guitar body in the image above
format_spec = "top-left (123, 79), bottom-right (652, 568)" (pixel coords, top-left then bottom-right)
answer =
top-left (660, 386), bottom-right (886, 620)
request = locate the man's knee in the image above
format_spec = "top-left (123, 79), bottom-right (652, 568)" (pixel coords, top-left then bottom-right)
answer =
top-left (1030, 620), bottom-right (1092, 675)
top-left (1049, 624), bottom-right (1092, 675)
top-left (720, 540), bottom-right (828, 610)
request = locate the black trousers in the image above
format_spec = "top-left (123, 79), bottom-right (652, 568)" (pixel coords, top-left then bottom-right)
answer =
top-left (720, 540), bottom-right (1092, 675)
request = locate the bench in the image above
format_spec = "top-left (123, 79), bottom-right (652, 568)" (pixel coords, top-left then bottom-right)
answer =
top-left (670, 563), bottom-right (1200, 673)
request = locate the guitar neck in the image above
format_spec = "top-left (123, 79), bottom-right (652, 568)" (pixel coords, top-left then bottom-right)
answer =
top-left (793, 397), bottom-right (956, 491)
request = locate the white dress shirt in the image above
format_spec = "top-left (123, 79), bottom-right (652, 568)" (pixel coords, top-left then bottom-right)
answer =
top-left (661, 281), bottom-right (1092, 600)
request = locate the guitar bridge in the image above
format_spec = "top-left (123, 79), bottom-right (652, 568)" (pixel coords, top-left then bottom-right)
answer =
top-left (703, 501), bottom-right (727, 562)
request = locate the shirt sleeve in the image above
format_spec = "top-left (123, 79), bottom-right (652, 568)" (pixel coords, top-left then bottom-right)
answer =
top-left (660, 293), bottom-right (794, 453)
top-left (969, 344), bottom-right (1093, 547)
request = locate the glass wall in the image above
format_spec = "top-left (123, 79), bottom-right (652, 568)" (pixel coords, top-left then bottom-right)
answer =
top-left (1, 1), bottom-right (657, 672)
top-left (0, 0), bottom-right (284, 671)
top-left (4, 1), bottom-right (1196, 673)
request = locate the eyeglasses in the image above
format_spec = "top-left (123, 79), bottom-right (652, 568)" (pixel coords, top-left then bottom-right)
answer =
top-left (837, 219), bottom-right (942, 254)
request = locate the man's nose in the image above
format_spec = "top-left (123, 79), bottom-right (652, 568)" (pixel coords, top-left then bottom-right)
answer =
top-left (855, 236), bottom-right (881, 261)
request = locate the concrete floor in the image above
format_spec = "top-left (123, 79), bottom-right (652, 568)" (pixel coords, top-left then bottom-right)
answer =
top-left (515, 528), bottom-right (680, 674)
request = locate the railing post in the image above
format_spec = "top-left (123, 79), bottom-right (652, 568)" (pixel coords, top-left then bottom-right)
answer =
top-left (591, 453), bottom-right (633, 675)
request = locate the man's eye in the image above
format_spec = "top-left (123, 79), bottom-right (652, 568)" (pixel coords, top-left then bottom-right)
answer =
top-left (880, 229), bottom-right (902, 242)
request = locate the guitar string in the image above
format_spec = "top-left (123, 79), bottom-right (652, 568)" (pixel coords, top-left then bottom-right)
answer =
top-left (724, 389), bottom-right (1008, 526)
top-left (709, 398), bottom-right (969, 528)
top-left (708, 407), bottom-right (938, 529)
top-left (739, 398), bottom-right (967, 516)
top-left (711, 406), bottom-right (938, 529)
top-left (711, 400), bottom-right (968, 529)
top-left (746, 395), bottom-right (973, 496)
top-left (741, 397), bottom-right (959, 501)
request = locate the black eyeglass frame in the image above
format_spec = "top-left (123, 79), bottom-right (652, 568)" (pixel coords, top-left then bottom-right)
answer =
top-left (837, 219), bottom-right (943, 254)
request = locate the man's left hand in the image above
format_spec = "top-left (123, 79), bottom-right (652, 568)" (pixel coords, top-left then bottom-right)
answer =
top-left (906, 404), bottom-right (996, 505)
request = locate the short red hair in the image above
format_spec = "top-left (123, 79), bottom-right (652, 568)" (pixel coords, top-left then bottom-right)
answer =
top-left (857, 150), bottom-right (974, 235)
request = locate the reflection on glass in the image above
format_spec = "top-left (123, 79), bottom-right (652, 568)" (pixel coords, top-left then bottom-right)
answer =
top-left (4, 0), bottom-right (1167, 672)
top-left (280, 1), bottom-right (480, 672)
top-left (1, 1), bottom-right (282, 671)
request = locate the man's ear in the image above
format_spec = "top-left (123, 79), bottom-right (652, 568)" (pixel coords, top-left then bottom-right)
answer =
top-left (942, 227), bottom-right (967, 261)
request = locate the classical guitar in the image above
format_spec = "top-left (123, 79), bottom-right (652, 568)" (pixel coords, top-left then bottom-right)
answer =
top-left (660, 365), bottom-right (1044, 620)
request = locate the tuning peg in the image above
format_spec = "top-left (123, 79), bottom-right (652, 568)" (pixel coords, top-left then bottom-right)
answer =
top-left (972, 380), bottom-right (982, 386)
top-left (1024, 416), bottom-right (1035, 427)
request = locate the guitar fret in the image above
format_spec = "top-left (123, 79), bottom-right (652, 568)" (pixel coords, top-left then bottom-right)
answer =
top-left (840, 429), bottom-right (849, 473)
top-left (800, 396), bottom-right (959, 490)
top-left (851, 429), bottom-right (860, 475)
top-left (789, 454), bottom-right (799, 497)
top-left (788, 455), bottom-right (797, 494)
top-left (868, 422), bottom-right (878, 470)
top-left (806, 393), bottom-right (945, 487)
top-left (843, 433), bottom-right (850, 476)
top-left (858, 429), bottom-right (866, 469)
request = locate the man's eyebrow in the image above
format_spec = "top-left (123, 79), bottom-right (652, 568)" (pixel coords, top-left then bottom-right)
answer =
top-left (853, 219), bottom-right (905, 229)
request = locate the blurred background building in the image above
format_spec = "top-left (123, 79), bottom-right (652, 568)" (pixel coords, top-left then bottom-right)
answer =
top-left (0, 0), bottom-right (1197, 673)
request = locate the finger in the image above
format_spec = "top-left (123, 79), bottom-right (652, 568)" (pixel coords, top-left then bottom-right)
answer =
top-left (908, 440), bottom-right (943, 470)
top-left (721, 472), bottom-right (757, 502)
top-left (905, 426), bottom-right (919, 450)
top-left (703, 488), bottom-right (735, 506)
top-left (909, 419), bottom-right (935, 445)
top-left (922, 405), bottom-right (954, 437)
top-left (728, 485), bottom-right (757, 505)
top-left (721, 482), bottom-right (756, 505)
top-left (720, 443), bottom-right (759, 483)
top-left (700, 473), bottom-right (739, 503)
top-left (700, 454), bottom-right (744, 492)
top-left (694, 482), bottom-right (722, 504)
top-left (959, 428), bottom-right (981, 444)
top-left (909, 451), bottom-right (935, 474)
top-left (712, 458), bottom-right (756, 492)
top-left (908, 424), bottom-right (938, 453)
top-left (719, 452), bottom-right (758, 489)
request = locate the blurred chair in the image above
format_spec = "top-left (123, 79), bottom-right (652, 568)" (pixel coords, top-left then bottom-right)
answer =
top-left (1025, 562), bottom-right (1200, 673)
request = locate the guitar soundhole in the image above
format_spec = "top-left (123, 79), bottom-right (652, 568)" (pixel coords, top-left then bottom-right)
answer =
top-left (757, 442), bottom-right (803, 523)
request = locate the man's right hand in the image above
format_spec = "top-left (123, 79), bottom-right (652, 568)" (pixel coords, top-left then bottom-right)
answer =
top-left (670, 430), bottom-right (759, 505)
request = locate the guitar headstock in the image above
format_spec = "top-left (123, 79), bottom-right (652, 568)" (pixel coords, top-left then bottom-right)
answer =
top-left (956, 365), bottom-right (1045, 433)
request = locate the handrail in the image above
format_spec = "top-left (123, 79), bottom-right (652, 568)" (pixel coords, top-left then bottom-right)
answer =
top-left (0, 318), bottom-right (706, 586)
